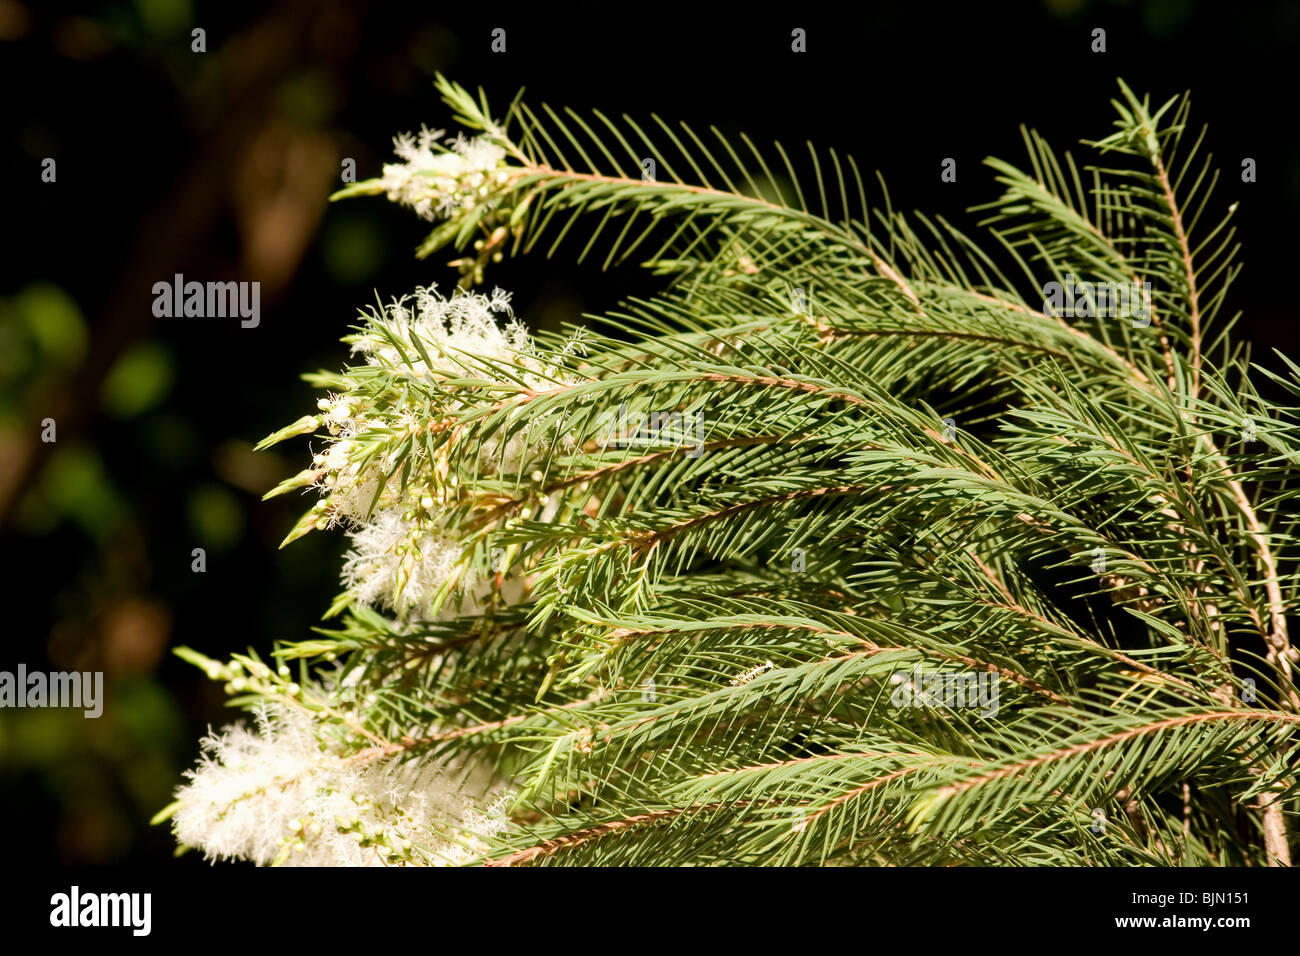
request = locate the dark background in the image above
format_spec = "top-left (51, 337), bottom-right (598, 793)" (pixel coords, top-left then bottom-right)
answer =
top-left (2, 0), bottom-right (1297, 868)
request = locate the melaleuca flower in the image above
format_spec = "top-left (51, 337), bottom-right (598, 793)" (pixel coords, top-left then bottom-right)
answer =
top-left (350, 285), bottom-right (574, 462)
top-left (379, 126), bottom-right (510, 221)
top-left (339, 510), bottom-right (463, 615)
top-left (351, 285), bottom-right (529, 377)
top-left (172, 703), bottom-right (500, 867)
top-left (311, 435), bottom-right (399, 527)
top-left (285, 284), bottom-right (579, 617)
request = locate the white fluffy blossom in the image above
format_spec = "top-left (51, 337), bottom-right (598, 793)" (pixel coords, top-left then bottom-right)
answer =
top-left (305, 285), bottom-right (578, 617)
top-left (352, 284), bottom-right (576, 472)
top-left (340, 510), bottom-right (463, 615)
top-left (353, 285), bottom-right (529, 375)
top-left (379, 126), bottom-right (509, 221)
top-left (173, 704), bottom-right (500, 867)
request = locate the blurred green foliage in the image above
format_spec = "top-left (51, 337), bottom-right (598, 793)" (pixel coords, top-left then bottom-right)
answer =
top-left (101, 341), bottom-right (175, 419)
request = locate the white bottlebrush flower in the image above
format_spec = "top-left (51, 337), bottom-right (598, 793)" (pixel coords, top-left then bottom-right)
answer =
top-left (379, 127), bottom-right (508, 221)
top-left (338, 508), bottom-right (528, 619)
top-left (351, 284), bottom-right (578, 474)
top-left (316, 441), bottom-right (401, 527)
top-left (352, 284), bottom-right (530, 377)
top-left (295, 284), bottom-right (581, 618)
top-left (340, 510), bottom-right (464, 616)
top-left (172, 703), bottom-right (501, 867)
